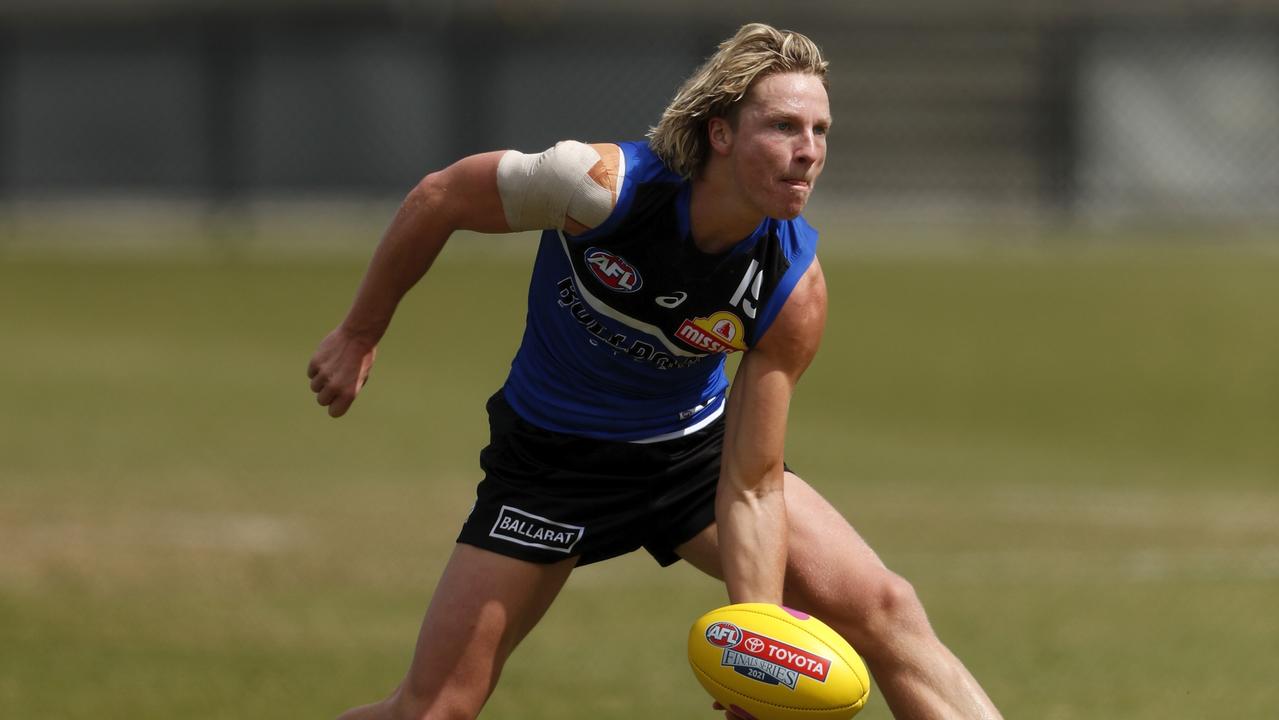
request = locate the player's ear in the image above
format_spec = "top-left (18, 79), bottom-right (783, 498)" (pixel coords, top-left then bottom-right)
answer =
top-left (707, 116), bottom-right (734, 156)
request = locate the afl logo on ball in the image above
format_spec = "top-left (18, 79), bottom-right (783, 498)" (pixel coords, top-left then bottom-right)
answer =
top-left (705, 622), bottom-right (743, 648)
top-left (584, 248), bottom-right (642, 292)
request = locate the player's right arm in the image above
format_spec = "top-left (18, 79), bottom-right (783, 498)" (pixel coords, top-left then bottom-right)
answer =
top-left (307, 142), bottom-right (621, 418)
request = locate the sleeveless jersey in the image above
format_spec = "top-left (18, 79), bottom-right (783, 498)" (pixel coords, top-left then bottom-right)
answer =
top-left (502, 141), bottom-right (819, 442)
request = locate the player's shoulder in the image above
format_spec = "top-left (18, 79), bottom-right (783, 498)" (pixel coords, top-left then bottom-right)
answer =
top-left (552, 141), bottom-right (683, 240)
top-left (496, 140), bottom-right (642, 234)
top-left (762, 213), bottom-right (820, 276)
top-left (615, 141), bottom-right (684, 186)
top-left (750, 254), bottom-right (826, 367)
top-left (777, 215), bottom-right (823, 307)
top-left (772, 213), bottom-right (820, 252)
top-left (742, 214), bottom-right (822, 349)
top-left (536, 140), bottom-right (682, 204)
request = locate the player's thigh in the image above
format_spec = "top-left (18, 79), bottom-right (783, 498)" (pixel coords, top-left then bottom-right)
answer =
top-left (398, 543), bottom-right (577, 711)
top-left (780, 472), bottom-right (893, 603)
top-left (676, 471), bottom-right (893, 614)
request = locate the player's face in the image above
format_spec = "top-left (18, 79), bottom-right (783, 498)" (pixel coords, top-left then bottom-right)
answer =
top-left (724, 72), bottom-right (830, 220)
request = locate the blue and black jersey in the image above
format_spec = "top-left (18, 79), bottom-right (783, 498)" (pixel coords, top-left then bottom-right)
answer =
top-left (502, 141), bottom-right (819, 442)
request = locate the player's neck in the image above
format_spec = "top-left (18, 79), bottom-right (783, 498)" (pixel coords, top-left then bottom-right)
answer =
top-left (688, 167), bottom-right (763, 255)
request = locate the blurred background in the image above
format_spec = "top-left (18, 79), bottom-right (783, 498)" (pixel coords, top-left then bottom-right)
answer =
top-left (1, 2), bottom-right (1277, 719)
top-left (1, 0), bottom-right (1278, 246)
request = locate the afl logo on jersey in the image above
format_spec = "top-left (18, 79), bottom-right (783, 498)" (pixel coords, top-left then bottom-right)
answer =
top-left (584, 248), bottom-right (642, 293)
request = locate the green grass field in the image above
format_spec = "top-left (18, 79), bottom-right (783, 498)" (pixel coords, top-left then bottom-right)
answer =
top-left (2, 236), bottom-right (1277, 719)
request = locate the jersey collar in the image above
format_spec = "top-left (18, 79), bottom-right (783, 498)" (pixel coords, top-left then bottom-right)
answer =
top-left (676, 181), bottom-right (770, 259)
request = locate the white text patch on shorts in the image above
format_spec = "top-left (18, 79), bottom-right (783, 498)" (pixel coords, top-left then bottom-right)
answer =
top-left (489, 505), bottom-right (585, 553)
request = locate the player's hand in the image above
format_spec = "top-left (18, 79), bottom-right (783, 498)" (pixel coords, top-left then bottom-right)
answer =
top-left (307, 327), bottom-right (377, 418)
top-left (712, 701), bottom-right (749, 719)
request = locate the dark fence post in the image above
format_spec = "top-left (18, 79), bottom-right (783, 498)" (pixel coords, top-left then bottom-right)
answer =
top-left (445, 20), bottom-right (503, 157)
top-left (1037, 16), bottom-right (1083, 221)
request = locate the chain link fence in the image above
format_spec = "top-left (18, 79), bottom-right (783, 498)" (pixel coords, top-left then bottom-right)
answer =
top-left (1075, 22), bottom-right (1279, 222)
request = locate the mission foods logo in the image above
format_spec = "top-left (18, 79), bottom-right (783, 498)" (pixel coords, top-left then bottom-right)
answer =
top-left (584, 248), bottom-right (642, 292)
top-left (676, 311), bottom-right (747, 354)
top-left (704, 621), bottom-right (832, 690)
top-left (489, 506), bottom-right (584, 553)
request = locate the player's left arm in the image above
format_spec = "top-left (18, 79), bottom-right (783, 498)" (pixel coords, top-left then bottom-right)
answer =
top-left (716, 258), bottom-right (828, 604)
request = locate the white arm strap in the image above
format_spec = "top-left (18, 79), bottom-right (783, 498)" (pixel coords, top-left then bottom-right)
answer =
top-left (496, 141), bottom-right (618, 231)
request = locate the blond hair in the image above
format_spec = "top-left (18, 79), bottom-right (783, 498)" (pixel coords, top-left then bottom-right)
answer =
top-left (647, 23), bottom-right (828, 178)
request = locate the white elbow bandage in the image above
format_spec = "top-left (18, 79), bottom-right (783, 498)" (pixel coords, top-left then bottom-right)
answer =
top-left (496, 141), bottom-right (618, 231)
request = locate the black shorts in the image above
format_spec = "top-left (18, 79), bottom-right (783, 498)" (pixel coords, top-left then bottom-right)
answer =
top-left (457, 390), bottom-right (723, 567)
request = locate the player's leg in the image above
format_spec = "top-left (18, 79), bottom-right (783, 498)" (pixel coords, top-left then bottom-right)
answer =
top-left (337, 543), bottom-right (577, 720)
top-left (676, 472), bottom-right (1002, 720)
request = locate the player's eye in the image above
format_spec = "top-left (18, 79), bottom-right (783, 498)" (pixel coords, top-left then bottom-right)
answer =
top-left (773, 121), bottom-right (791, 132)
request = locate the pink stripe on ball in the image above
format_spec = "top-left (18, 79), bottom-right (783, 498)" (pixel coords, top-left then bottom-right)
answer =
top-left (782, 606), bottom-right (811, 620)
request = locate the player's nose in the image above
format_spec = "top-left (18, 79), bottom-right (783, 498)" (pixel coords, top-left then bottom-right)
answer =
top-left (793, 131), bottom-right (819, 166)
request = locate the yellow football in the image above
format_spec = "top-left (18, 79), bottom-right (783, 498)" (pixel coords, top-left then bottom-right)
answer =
top-left (687, 603), bottom-right (870, 720)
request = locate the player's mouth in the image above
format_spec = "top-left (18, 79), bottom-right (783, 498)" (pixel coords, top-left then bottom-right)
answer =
top-left (782, 178), bottom-right (811, 190)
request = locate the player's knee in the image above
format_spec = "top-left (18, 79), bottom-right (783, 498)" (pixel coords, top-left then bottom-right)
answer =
top-left (393, 681), bottom-right (486, 720)
top-left (869, 573), bottom-right (926, 630)
top-left (397, 699), bottom-right (480, 720)
top-left (829, 572), bottom-right (930, 655)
